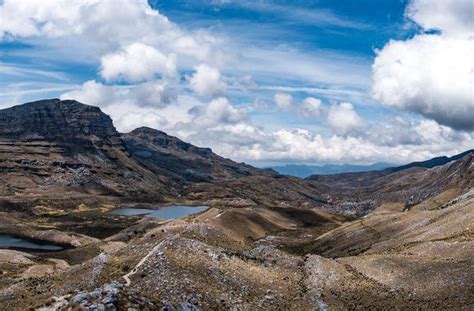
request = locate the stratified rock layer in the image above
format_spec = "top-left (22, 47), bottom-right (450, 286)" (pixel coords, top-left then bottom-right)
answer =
top-left (0, 99), bottom-right (119, 140)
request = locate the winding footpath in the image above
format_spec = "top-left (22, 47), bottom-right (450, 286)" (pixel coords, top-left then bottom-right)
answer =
top-left (122, 237), bottom-right (170, 286)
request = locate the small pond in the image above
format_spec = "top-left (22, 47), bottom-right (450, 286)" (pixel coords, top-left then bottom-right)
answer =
top-left (110, 205), bottom-right (208, 220)
top-left (0, 234), bottom-right (65, 251)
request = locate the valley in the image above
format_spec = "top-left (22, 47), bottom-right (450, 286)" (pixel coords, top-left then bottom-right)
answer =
top-left (0, 100), bottom-right (472, 310)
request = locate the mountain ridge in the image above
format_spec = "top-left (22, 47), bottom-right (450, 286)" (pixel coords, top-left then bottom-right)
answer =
top-left (0, 99), bottom-right (471, 216)
top-left (0, 99), bottom-right (325, 210)
top-left (306, 149), bottom-right (474, 180)
top-left (269, 162), bottom-right (393, 178)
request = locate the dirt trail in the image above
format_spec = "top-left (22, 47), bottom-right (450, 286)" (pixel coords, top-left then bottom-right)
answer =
top-left (122, 237), bottom-right (170, 286)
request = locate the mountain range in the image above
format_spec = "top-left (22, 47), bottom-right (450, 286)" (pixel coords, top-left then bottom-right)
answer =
top-left (269, 162), bottom-right (394, 178)
top-left (0, 99), bottom-right (472, 310)
top-left (270, 150), bottom-right (474, 178)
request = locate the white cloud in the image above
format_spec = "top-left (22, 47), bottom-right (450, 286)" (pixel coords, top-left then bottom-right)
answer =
top-left (327, 102), bottom-right (363, 135)
top-left (180, 118), bottom-right (474, 165)
top-left (116, 111), bottom-right (168, 133)
top-left (198, 123), bottom-right (474, 165)
top-left (0, 0), bottom-right (224, 70)
top-left (406, 0), bottom-right (473, 36)
top-left (61, 80), bottom-right (116, 107)
top-left (300, 97), bottom-right (323, 118)
top-left (0, 0), bottom-right (372, 107)
top-left (189, 64), bottom-right (226, 97)
top-left (273, 93), bottom-right (293, 110)
top-left (0, 1), bottom-right (173, 43)
top-left (273, 94), bottom-right (323, 119)
top-left (365, 117), bottom-right (468, 147)
top-left (102, 95), bottom-right (198, 134)
top-left (100, 43), bottom-right (177, 82)
top-left (372, 0), bottom-right (474, 131)
top-left (187, 97), bottom-right (246, 128)
top-left (0, 0), bottom-right (93, 38)
top-left (272, 129), bottom-right (378, 162)
top-left (263, 125), bottom-right (473, 164)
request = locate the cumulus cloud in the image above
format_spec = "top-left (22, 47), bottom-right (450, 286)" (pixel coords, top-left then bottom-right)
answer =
top-left (299, 97), bottom-right (323, 118)
top-left (372, 0), bottom-right (474, 131)
top-left (100, 43), bottom-right (177, 82)
top-left (198, 123), bottom-right (474, 165)
top-left (263, 125), bottom-right (473, 164)
top-left (189, 64), bottom-right (226, 97)
top-left (61, 80), bottom-right (116, 107)
top-left (406, 0), bottom-right (473, 36)
top-left (0, 1), bottom-right (174, 44)
top-left (272, 94), bottom-right (323, 119)
top-left (0, 0), bottom-right (95, 38)
top-left (187, 97), bottom-right (246, 128)
top-left (327, 102), bottom-right (363, 135)
top-left (365, 117), bottom-right (468, 147)
top-left (0, 0), bottom-right (224, 70)
top-left (181, 118), bottom-right (474, 165)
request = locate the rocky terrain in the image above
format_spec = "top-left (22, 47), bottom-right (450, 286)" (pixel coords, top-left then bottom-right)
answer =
top-left (0, 99), bottom-right (472, 310)
top-left (308, 150), bottom-right (473, 216)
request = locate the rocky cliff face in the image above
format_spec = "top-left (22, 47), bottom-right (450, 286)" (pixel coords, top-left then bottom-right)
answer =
top-left (0, 99), bottom-right (120, 141)
top-left (0, 99), bottom-right (166, 201)
top-left (122, 127), bottom-right (265, 183)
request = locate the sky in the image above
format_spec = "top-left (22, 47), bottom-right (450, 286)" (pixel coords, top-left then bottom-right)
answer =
top-left (0, 0), bottom-right (473, 166)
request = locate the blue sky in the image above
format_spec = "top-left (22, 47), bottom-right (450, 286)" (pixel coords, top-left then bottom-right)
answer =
top-left (0, 0), bottom-right (472, 166)
top-left (152, 0), bottom-right (411, 53)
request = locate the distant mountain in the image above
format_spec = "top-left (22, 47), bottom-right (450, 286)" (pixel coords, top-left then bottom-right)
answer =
top-left (273, 148), bottom-right (474, 179)
top-left (389, 149), bottom-right (474, 172)
top-left (269, 162), bottom-right (393, 178)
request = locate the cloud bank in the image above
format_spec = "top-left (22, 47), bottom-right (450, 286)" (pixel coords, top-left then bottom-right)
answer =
top-left (372, 0), bottom-right (474, 131)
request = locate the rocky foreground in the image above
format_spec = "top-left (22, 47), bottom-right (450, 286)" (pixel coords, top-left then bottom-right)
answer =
top-left (0, 100), bottom-right (472, 310)
top-left (0, 187), bottom-right (472, 310)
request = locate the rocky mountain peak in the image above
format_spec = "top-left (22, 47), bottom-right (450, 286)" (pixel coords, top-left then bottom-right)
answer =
top-left (0, 99), bottom-right (119, 140)
top-left (127, 126), bottom-right (213, 155)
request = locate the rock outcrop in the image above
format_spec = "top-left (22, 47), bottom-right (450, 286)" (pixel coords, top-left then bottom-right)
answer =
top-left (123, 126), bottom-right (264, 183)
top-left (0, 99), bottom-right (166, 201)
top-left (0, 99), bottom-right (120, 141)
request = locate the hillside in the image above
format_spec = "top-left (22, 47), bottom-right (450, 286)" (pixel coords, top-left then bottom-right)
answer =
top-left (0, 99), bottom-right (472, 310)
top-left (0, 99), bottom-right (330, 210)
top-left (308, 149), bottom-right (473, 215)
